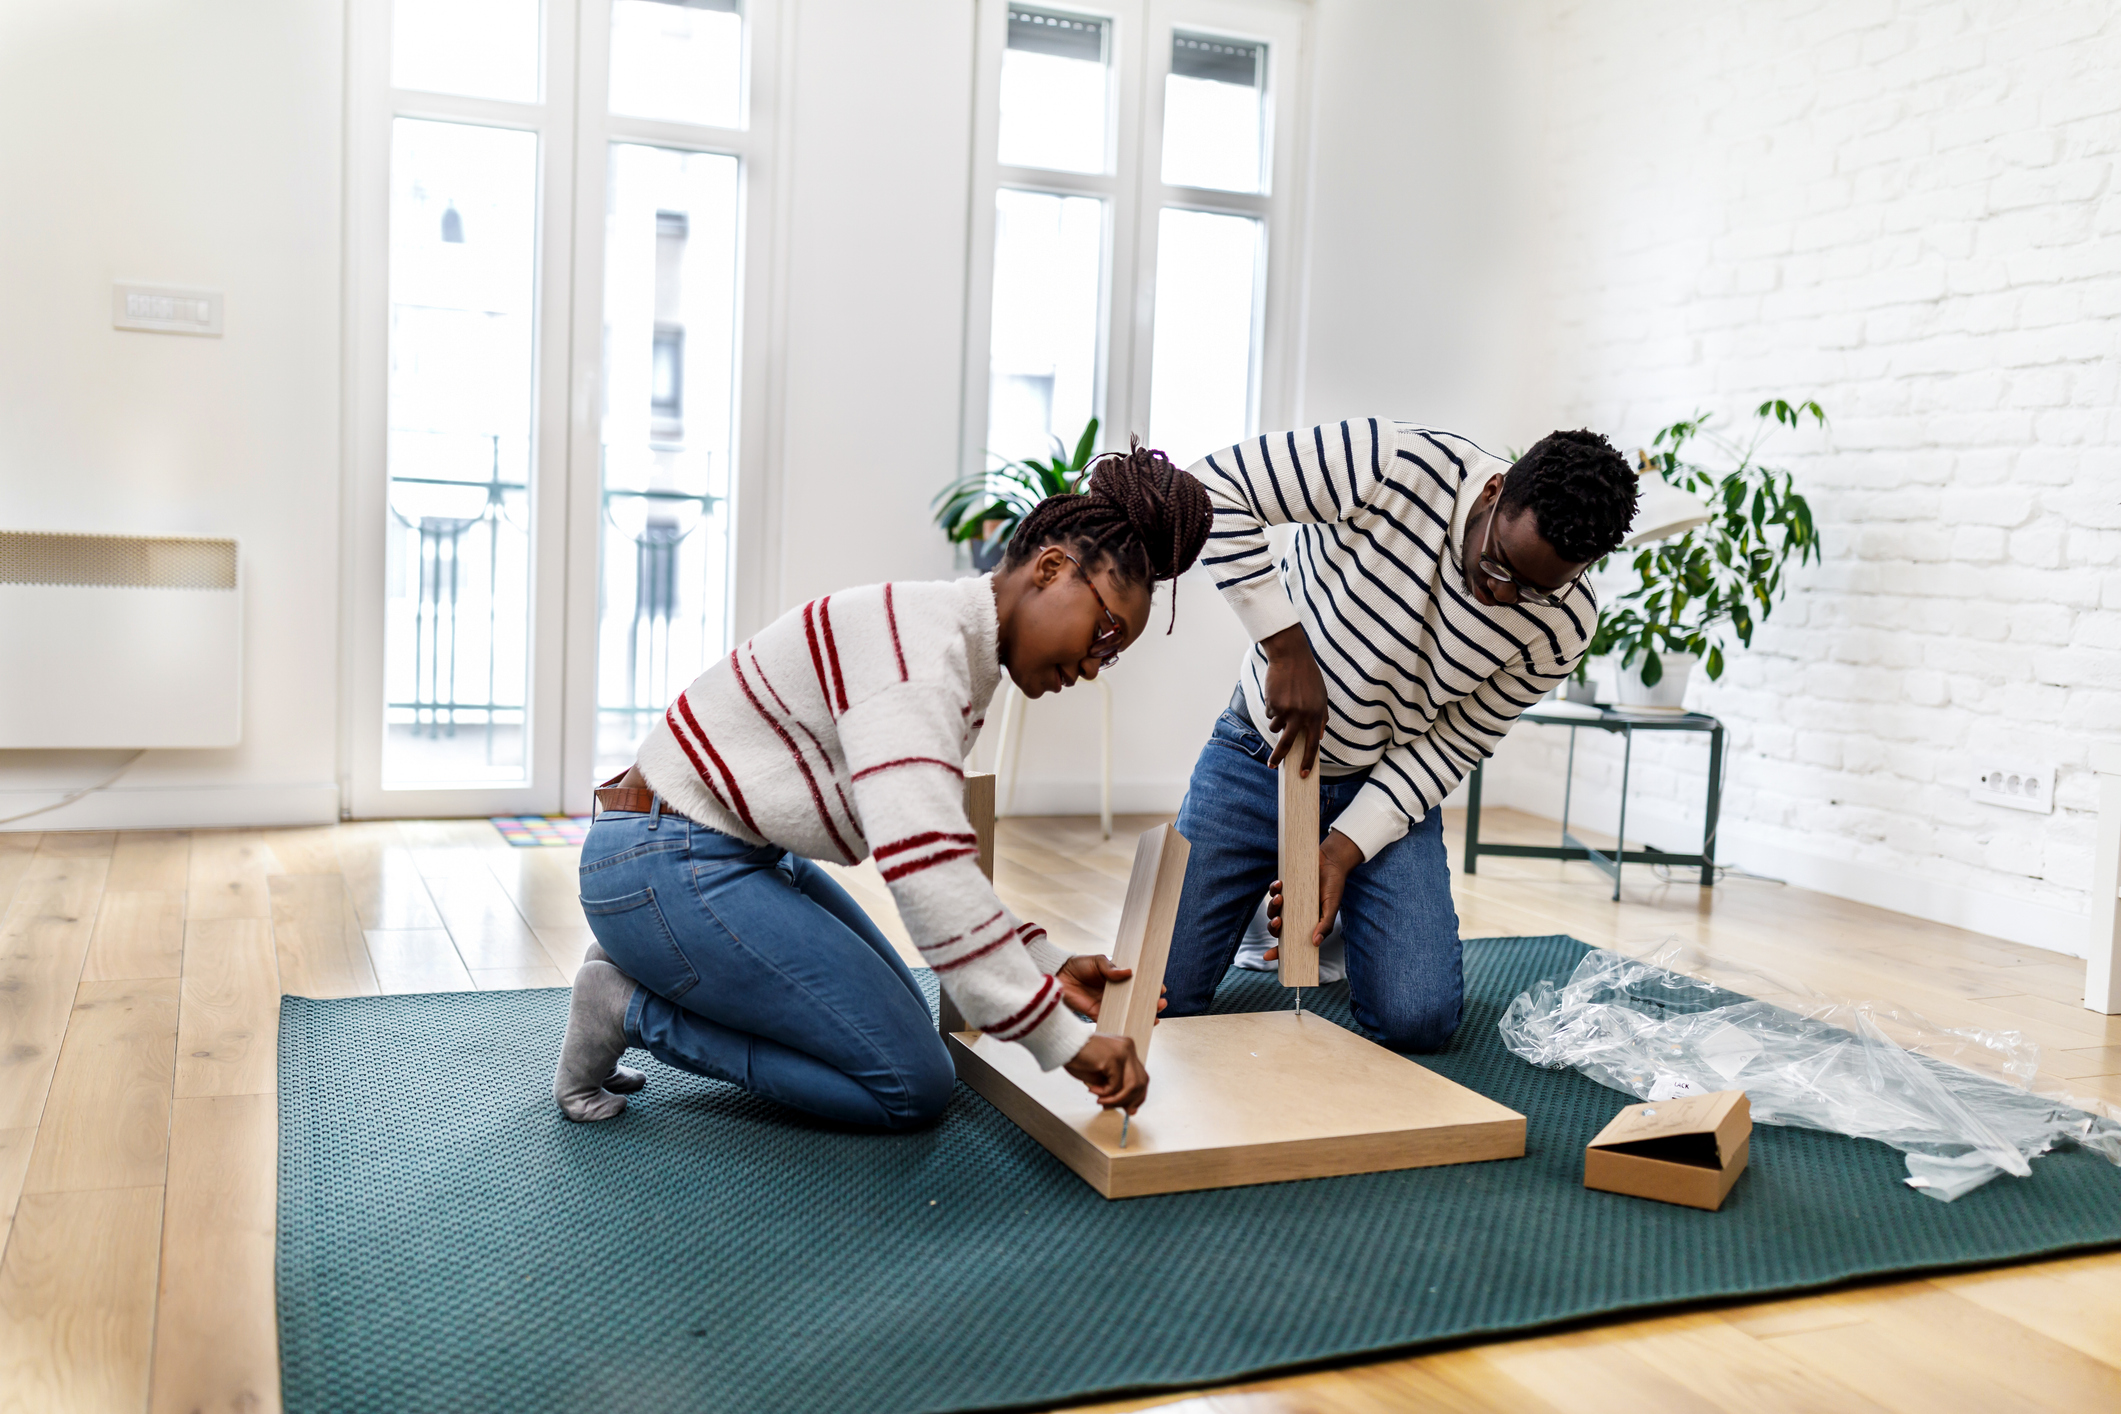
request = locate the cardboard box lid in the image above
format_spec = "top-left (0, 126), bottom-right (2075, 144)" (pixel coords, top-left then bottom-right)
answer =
top-left (1587, 1090), bottom-right (1750, 1171)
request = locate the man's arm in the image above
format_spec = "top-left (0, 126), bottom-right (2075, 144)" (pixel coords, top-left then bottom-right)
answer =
top-left (1190, 421), bottom-right (1401, 775)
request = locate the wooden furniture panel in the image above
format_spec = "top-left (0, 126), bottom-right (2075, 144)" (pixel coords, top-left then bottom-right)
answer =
top-left (949, 1010), bottom-right (1524, 1198)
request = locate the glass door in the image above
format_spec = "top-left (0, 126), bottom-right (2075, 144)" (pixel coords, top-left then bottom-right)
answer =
top-left (560, 0), bottom-right (775, 813)
top-left (347, 0), bottom-right (578, 819)
top-left (347, 0), bottom-right (776, 819)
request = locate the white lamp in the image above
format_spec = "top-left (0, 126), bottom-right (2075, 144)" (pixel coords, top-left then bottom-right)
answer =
top-left (1623, 475), bottom-right (1715, 548)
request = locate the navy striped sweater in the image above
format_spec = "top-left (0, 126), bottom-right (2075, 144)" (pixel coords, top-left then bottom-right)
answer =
top-left (1192, 420), bottom-right (1597, 859)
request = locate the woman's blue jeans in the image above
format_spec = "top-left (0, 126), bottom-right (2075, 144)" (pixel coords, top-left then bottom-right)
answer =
top-left (577, 808), bottom-right (955, 1130)
top-left (1164, 708), bottom-right (1464, 1052)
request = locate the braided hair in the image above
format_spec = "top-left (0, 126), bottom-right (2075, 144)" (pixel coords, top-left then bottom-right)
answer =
top-left (1002, 436), bottom-right (1213, 630)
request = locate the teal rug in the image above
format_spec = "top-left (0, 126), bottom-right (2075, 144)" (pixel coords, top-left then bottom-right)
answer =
top-left (277, 936), bottom-right (2121, 1414)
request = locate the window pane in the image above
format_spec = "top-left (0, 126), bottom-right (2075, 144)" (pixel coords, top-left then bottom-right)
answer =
top-left (987, 189), bottom-right (1102, 467)
top-left (1161, 32), bottom-right (1265, 193)
top-left (596, 146), bottom-right (742, 781)
top-left (383, 120), bottom-right (540, 786)
top-left (1148, 208), bottom-right (1260, 466)
top-left (392, 0), bottom-right (541, 103)
top-left (610, 0), bottom-right (743, 129)
top-left (998, 8), bottom-right (1108, 174)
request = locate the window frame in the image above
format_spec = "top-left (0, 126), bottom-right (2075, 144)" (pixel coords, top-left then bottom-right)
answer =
top-left (342, 0), bottom-right (783, 819)
top-left (958, 0), bottom-right (1310, 487)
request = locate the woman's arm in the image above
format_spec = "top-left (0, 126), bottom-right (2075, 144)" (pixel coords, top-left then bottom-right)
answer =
top-left (837, 681), bottom-right (1093, 1071)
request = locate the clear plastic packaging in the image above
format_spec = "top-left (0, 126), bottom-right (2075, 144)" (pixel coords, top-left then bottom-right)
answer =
top-left (1498, 943), bottom-right (2121, 1201)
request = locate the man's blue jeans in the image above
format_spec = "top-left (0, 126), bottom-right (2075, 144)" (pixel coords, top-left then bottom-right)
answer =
top-left (577, 808), bottom-right (955, 1130)
top-left (1165, 707), bottom-right (1464, 1052)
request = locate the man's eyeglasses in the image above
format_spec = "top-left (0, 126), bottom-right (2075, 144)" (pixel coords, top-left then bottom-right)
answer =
top-left (1061, 551), bottom-right (1127, 667)
top-left (1476, 508), bottom-right (1580, 609)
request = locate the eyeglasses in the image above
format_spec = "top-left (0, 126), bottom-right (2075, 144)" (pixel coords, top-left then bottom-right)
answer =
top-left (1476, 508), bottom-right (1580, 609)
top-left (1061, 551), bottom-right (1127, 667)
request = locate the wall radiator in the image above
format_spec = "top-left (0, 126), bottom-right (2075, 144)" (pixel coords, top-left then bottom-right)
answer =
top-left (0, 530), bottom-right (242, 748)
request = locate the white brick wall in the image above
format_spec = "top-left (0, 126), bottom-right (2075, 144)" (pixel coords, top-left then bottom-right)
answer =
top-left (1479, 0), bottom-right (2121, 954)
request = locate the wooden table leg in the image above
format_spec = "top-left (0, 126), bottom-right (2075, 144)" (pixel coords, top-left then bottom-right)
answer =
top-left (1278, 755), bottom-right (1321, 988)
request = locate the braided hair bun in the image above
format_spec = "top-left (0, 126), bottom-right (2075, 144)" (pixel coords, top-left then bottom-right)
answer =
top-left (1002, 437), bottom-right (1213, 610)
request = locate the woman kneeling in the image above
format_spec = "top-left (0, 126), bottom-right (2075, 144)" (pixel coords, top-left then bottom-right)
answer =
top-left (554, 442), bottom-right (1210, 1129)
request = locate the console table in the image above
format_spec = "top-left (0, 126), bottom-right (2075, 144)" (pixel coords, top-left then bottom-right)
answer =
top-left (1463, 703), bottom-right (1726, 901)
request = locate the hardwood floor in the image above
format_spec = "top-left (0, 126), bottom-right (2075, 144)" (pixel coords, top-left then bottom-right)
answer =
top-left (0, 808), bottom-right (2115, 1413)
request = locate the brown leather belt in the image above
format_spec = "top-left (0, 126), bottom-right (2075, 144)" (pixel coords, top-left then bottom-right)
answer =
top-left (592, 785), bottom-right (657, 816)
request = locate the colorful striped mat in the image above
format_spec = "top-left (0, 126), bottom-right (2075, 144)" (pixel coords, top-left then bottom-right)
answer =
top-left (489, 815), bottom-right (593, 847)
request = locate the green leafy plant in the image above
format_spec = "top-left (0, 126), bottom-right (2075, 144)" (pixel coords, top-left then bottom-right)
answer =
top-left (1588, 398), bottom-right (1825, 687)
top-left (932, 418), bottom-right (1101, 563)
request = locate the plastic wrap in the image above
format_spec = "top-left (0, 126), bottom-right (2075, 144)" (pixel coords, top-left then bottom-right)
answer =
top-left (1499, 944), bottom-right (2121, 1200)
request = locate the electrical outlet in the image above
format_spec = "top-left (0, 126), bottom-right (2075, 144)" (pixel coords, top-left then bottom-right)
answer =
top-left (1970, 760), bottom-right (2053, 815)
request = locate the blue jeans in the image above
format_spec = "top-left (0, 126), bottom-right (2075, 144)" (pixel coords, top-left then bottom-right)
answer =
top-left (1164, 708), bottom-right (1464, 1051)
top-left (577, 808), bottom-right (955, 1130)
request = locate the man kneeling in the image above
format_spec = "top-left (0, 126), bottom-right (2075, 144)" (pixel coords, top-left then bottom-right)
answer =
top-left (1163, 421), bottom-right (1638, 1050)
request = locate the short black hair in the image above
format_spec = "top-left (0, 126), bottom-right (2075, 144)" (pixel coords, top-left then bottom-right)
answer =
top-left (1498, 429), bottom-right (1638, 564)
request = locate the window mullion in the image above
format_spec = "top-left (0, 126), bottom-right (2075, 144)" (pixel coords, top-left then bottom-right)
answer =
top-left (388, 92), bottom-right (558, 133)
top-left (603, 114), bottom-right (760, 157)
top-left (995, 165), bottom-right (1116, 199)
top-left (1155, 185), bottom-right (1270, 219)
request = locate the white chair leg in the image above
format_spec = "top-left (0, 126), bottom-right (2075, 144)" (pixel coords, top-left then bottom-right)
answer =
top-left (1095, 678), bottom-right (1112, 839)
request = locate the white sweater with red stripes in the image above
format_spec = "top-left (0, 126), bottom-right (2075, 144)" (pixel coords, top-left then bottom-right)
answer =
top-left (635, 573), bottom-right (1091, 1071)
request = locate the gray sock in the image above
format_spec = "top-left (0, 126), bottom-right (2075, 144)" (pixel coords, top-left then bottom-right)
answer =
top-left (554, 960), bottom-right (639, 1121)
top-left (580, 944), bottom-right (646, 1094)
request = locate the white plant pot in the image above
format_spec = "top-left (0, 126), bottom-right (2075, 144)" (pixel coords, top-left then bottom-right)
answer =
top-left (1610, 652), bottom-right (1697, 712)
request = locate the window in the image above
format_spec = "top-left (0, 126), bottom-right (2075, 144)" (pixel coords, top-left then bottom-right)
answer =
top-left (348, 0), bottom-right (778, 816)
top-left (596, 146), bottom-right (741, 780)
top-left (1162, 32), bottom-right (1265, 192)
top-left (963, 0), bottom-right (1305, 488)
top-left (998, 9), bottom-right (1110, 174)
top-left (381, 118), bottom-right (540, 784)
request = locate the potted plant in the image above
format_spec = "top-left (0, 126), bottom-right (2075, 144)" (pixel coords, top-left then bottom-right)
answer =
top-left (1587, 398), bottom-right (1825, 709)
top-left (933, 418), bottom-right (1101, 570)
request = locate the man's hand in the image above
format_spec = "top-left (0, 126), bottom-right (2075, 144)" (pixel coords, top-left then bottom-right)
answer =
top-left (1259, 624), bottom-right (1328, 777)
top-left (1263, 828), bottom-right (1367, 955)
top-left (1063, 1033), bottom-right (1149, 1111)
top-left (1055, 953), bottom-right (1168, 1023)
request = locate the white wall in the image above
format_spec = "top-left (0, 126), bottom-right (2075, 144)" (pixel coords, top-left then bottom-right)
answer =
top-left (767, 0), bottom-right (977, 609)
top-left (1475, 0), bottom-right (2121, 955)
top-left (0, 0), bottom-right (346, 828)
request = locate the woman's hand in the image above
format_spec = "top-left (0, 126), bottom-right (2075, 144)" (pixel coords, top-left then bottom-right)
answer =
top-left (1262, 829), bottom-right (1366, 956)
top-left (1259, 624), bottom-right (1329, 777)
top-left (1055, 953), bottom-right (1168, 1023)
top-left (1063, 1033), bottom-right (1150, 1111)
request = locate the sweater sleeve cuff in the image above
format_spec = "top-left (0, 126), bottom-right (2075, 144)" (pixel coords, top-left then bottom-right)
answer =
top-left (1220, 573), bottom-right (1301, 643)
top-left (1016, 1003), bottom-right (1093, 1071)
top-left (1330, 787), bottom-right (1413, 862)
top-left (1022, 931), bottom-right (1073, 977)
